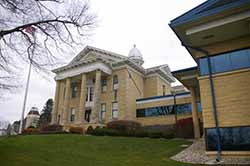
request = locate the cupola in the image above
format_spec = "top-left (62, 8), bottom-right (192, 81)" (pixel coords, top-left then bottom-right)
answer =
top-left (128, 44), bottom-right (144, 66)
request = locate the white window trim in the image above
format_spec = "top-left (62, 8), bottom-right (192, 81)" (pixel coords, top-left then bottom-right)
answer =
top-left (112, 102), bottom-right (118, 119)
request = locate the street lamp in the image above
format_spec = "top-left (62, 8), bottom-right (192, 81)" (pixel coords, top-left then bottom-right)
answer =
top-left (171, 89), bottom-right (177, 125)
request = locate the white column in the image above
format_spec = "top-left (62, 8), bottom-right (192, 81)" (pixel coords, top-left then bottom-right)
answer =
top-left (77, 73), bottom-right (87, 124)
top-left (62, 78), bottom-right (71, 124)
top-left (91, 70), bottom-right (101, 123)
top-left (51, 81), bottom-right (60, 124)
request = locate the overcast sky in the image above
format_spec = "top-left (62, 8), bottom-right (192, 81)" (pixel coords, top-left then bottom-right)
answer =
top-left (0, 0), bottom-right (206, 123)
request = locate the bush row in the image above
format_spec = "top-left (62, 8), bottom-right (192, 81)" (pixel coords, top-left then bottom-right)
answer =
top-left (87, 127), bottom-right (174, 139)
top-left (23, 125), bottom-right (73, 135)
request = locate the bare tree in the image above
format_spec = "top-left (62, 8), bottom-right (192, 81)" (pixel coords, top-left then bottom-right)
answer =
top-left (0, 0), bottom-right (96, 94)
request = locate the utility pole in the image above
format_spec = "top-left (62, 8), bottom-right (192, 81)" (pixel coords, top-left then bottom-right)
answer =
top-left (19, 61), bottom-right (32, 134)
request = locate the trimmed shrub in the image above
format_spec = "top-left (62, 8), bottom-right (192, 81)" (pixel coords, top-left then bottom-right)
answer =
top-left (69, 127), bottom-right (84, 134)
top-left (39, 124), bottom-right (64, 134)
top-left (91, 127), bottom-right (107, 136)
top-left (148, 131), bottom-right (163, 139)
top-left (134, 130), bottom-right (148, 138)
top-left (162, 132), bottom-right (175, 139)
top-left (91, 127), bottom-right (118, 136)
top-left (86, 126), bottom-right (94, 135)
top-left (22, 128), bottom-right (40, 135)
top-left (107, 120), bottom-right (141, 132)
top-left (27, 126), bottom-right (35, 129)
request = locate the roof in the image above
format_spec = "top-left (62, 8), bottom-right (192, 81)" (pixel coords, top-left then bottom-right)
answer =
top-left (146, 64), bottom-right (175, 83)
top-left (52, 45), bottom-right (175, 83)
top-left (27, 107), bottom-right (39, 116)
top-left (52, 58), bottom-right (112, 73)
top-left (172, 66), bottom-right (199, 88)
top-left (170, 0), bottom-right (249, 27)
top-left (69, 45), bottom-right (127, 65)
top-left (28, 110), bottom-right (39, 116)
top-left (172, 66), bottom-right (198, 74)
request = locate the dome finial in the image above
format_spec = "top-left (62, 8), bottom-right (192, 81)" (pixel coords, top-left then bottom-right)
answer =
top-left (133, 44), bottom-right (136, 48)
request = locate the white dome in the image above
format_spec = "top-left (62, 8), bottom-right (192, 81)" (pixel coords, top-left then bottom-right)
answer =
top-left (128, 44), bottom-right (144, 66)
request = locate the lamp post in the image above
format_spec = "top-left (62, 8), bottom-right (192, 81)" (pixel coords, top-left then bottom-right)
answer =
top-left (171, 89), bottom-right (177, 125)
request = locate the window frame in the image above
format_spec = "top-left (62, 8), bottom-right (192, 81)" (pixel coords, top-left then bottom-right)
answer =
top-left (113, 75), bottom-right (118, 90)
top-left (86, 86), bottom-right (94, 102)
top-left (136, 103), bottom-right (192, 118)
top-left (112, 102), bottom-right (118, 119)
top-left (100, 103), bottom-right (106, 120)
top-left (205, 126), bottom-right (250, 151)
top-left (162, 85), bottom-right (166, 96)
top-left (71, 83), bottom-right (78, 98)
top-left (101, 78), bottom-right (107, 93)
top-left (70, 108), bottom-right (76, 122)
top-left (198, 47), bottom-right (250, 76)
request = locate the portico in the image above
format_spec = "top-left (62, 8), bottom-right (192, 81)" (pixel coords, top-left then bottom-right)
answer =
top-left (51, 60), bottom-right (112, 129)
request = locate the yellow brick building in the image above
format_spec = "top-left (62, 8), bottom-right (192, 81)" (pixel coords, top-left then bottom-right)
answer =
top-left (51, 45), bottom-right (199, 131)
top-left (170, 0), bottom-right (250, 158)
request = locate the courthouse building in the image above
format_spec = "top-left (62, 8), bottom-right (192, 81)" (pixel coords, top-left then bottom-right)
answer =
top-left (51, 45), bottom-right (202, 132)
top-left (170, 0), bottom-right (250, 157)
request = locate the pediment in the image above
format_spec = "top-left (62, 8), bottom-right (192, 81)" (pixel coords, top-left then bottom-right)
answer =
top-left (79, 51), bottom-right (121, 64)
top-left (69, 45), bottom-right (127, 66)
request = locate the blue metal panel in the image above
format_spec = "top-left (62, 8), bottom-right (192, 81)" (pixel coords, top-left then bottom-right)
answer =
top-left (136, 92), bottom-right (190, 102)
top-left (170, 0), bottom-right (250, 27)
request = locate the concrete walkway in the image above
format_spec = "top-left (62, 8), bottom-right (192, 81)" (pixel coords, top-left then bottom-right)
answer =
top-left (171, 139), bottom-right (250, 165)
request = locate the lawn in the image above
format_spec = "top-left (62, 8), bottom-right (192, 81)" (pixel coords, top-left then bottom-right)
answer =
top-left (0, 134), bottom-right (195, 166)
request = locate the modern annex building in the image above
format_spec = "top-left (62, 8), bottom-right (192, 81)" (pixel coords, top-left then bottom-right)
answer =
top-left (51, 45), bottom-right (202, 132)
top-left (170, 0), bottom-right (250, 157)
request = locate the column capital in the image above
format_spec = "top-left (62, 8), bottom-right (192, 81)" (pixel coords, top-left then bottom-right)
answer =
top-left (51, 80), bottom-right (60, 124)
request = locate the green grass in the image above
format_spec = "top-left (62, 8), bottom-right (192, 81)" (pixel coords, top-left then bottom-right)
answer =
top-left (0, 135), bottom-right (195, 166)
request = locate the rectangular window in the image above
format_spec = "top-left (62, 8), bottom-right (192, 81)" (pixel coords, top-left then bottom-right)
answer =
top-left (136, 103), bottom-right (192, 118)
top-left (176, 103), bottom-right (192, 114)
top-left (112, 102), bottom-right (118, 119)
top-left (211, 53), bottom-right (231, 73)
top-left (197, 102), bottom-right (202, 112)
top-left (206, 126), bottom-right (250, 151)
top-left (163, 85), bottom-right (166, 96)
top-left (100, 104), bottom-right (106, 120)
top-left (71, 83), bottom-right (78, 98)
top-left (70, 108), bottom-right (76, 122)
top-left (199, 58), bottom-right (209, 75)
top-left (86, 87), bottom-right (94, 102)
top-left (85, 87), bottom-right (88, 101)
top-left (113, 75), bottom-right (118, 90)
top-left (101, 78), bottom-right (107, 93)
top-left (199, 48), bottom-right (250, 76)
top-left (89, 87), bottom-right (93, 101)
top-left (230, 49), bottom-right (250, 70)
top-left (113, 90), bottom-right (118, 101)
